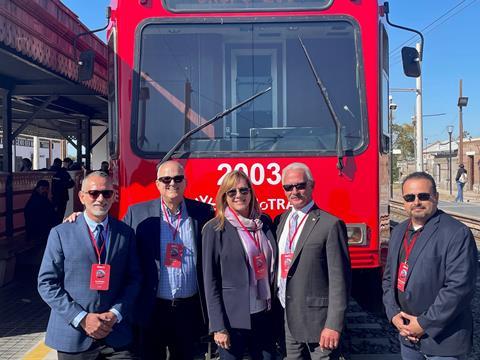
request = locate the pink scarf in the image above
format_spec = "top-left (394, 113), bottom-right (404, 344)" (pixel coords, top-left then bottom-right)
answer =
top-left (225, 207), bottom-right (273, 302)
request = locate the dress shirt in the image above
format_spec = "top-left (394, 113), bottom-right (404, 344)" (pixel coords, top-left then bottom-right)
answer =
top-left (72, 212), bottom-right (122, 327)
top-left (277, 201), bottom-right (314, 308)
top-left (157, 200), bottom-right (198, 299)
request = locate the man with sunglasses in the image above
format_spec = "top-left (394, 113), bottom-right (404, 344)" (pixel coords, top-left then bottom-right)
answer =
top-left (123, 160), bottom-right (214, 360)
top-left (275, 162), bottom-right (350, 360)
top-left (38, 171), bottom-right (142, 359)
top-left (382, 171), bottom-right (477, 360)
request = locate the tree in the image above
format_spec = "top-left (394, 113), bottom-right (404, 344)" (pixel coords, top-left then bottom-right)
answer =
top-left (392, 123), bottom-right (415, 182)
top-left (392, 123), bottom-right (415, 160)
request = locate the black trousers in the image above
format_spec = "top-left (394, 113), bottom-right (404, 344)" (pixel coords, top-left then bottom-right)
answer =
top-left (57, 342), bottom-right (136, 360)
top-left (141, 295), bottom-right (203, 360)
top-left (218, 310), bottom-right (276, 360)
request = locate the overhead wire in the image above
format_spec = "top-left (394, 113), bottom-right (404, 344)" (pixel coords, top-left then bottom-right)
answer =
top-left (390, 0), bottom-right (479, 68)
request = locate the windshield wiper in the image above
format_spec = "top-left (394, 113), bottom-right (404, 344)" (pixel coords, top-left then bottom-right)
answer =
top-left (298, 36), bottom-right (344, 171)
top-left (160, 86), bottom-right (272, 164)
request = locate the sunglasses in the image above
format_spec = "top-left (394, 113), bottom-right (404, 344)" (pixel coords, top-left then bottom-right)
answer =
top-left (403, 192), bottom-right (431, 202)
top-left (282, 182), bottom-right (307, 192)
top-left (157, 175), bottom-right (185, 184)
top-left (226, 187), bottom-right (251, 198)
top-left (84, 190), bottom-right (114, 199)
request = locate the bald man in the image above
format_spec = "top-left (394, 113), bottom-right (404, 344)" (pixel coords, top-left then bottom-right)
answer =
top-left (123, 161), bottom-right (214, 360)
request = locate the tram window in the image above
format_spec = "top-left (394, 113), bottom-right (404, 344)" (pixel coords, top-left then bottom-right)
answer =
top-left (133, 20), bottom-right (367, 156)
top-left (380, 24), bottom-right (390, 154)
top-left (108, 30), bottom-right (119, 158)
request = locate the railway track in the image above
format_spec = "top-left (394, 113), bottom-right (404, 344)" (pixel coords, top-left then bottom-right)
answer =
top-left (389, 199), bottom-right (480, 246)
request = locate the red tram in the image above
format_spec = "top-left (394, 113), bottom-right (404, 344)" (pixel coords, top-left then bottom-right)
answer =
top-left (104, 0), bottom-right (416, 273)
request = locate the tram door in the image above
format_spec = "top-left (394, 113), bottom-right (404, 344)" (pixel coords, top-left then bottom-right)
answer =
top-left (229, 49), bottom-right (279, 150)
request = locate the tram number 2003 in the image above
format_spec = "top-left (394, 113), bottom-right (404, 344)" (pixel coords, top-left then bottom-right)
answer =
top-left (217, 163), bottom-right (282, 186)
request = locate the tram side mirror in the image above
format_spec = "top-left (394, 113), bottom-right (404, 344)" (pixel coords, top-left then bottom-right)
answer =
top-left (78, 50), bottom-right (95, 81)
top-left (401, 47), bottom-right (421, 78)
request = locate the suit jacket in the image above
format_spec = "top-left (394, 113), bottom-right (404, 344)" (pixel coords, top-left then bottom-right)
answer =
top-left (37, 214), bottom-right (141, 353)
top-left (202, 214), bottom-right (278, 332)
top-left (382, 210), bottom-right (478, 356)
top-left (123, 198), bottom-right (214, 327)
top-left (275, 204), bottom-right (350, 343)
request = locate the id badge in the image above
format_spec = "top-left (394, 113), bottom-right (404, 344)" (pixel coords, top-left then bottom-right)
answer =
top-left (397, 262), bottom-right (408, 292)
top-left (281, 253), bottom-right (294, 279)
top-left (253, 253), bottom-right (267, 280)
top-left (90, 264), bottom-right (111, 291)
top-left (165, 243), bottom-right (184, 268)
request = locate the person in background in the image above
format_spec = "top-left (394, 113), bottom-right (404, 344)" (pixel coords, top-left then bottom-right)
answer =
top-left (24, 180), bottom-right (57, 243)
top-left (38, 171), bottom-right (142, 360)
top-left (383, 171), bottom-right (477, 359)
top-left (202, 170), bottom-right (277, 360)
top-left (20, 158), bottom-right (33, 171)
top-left (454, 164), bottom-right (467, 202)
top-left (63, 157), bottom-right (74, 170)
top-left (50, 158), bottom-right (75, 223)
top-left (100, 161), bottom-right (110, 175)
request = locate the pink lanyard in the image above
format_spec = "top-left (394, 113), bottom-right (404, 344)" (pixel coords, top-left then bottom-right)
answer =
top-left (162, 201), bottom-right (182, 241)
top-left (230, 209), bottom-right (261, 251)
top-left (287, 210), bottom-right (311, 251)
top-left (87, 224), bottom-right (108, 263)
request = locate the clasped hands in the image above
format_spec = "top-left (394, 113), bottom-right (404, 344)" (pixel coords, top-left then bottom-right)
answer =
top-left (80, 311), bottom-right (117, 340)
top-left (392, 312), bottom-right (425, 343)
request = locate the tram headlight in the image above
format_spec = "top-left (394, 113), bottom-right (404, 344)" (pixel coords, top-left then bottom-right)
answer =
top-left (346, 223), bottom-right (367, 246)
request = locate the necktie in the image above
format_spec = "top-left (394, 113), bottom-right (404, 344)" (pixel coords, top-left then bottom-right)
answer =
top-left (287, 212), bottom-right (298, 250)
top-left (95, 224), bottom-right (106, 263)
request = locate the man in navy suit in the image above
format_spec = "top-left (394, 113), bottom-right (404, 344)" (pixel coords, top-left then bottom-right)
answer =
top-left (38, 171), bottom-right (141, 359)
top-left (383, 171), bottom-right (477, 360)
top-left (123, 160), bottom-right (214, 360)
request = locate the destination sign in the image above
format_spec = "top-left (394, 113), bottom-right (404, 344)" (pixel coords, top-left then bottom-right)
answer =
top-left (164, 0), bottom-right (332, 12)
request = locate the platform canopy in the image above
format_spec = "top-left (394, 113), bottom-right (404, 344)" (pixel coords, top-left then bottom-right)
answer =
top-left (0, 0), bottom-right (108, 145)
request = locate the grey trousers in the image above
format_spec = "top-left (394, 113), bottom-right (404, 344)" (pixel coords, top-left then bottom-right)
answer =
top-left (284, 312), bottom-right (341, 360)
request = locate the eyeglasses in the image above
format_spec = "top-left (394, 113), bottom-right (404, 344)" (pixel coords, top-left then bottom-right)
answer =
top-left (157, 175), bottom-right (185, 184)
top-left (282, 182), bottom-right (307, 192)
top-left (226, 187), bottom-right (250, 198)
top-left (403, 193), bottom-right (432, 202)
top-left (83, 190), bottom-right (114, 199)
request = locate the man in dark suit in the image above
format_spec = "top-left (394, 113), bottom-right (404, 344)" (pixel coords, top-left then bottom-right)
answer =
top-left (382, 171), bottom-right (477, 359)
top-left (123, 160), bottom-right (214, 360)
top-left (275, 162), bottom-right (350, 360)
top-left (38, 171), bottom-right (141, 359)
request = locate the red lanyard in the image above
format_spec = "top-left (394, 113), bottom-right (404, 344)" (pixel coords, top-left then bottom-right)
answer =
top-left (162, 200), bottom-right (182, 241)
top-left (88, 224), bottom-right (108, 264)
top-left (402, 222), bottom-right (422, 264)
top-left (287, 209), bottom-right (311, 251)
top-left (230, 209), bottom-right (261, 251)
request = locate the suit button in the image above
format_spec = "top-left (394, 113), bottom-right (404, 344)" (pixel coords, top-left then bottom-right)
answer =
top-left (286, 296), bottom-right (291, 299)
top-left (287, 275), bottom-right (292, 279)
top-left (95, 301), bottom-right (100, 307)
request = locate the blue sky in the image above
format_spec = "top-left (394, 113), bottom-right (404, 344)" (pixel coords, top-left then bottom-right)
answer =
top-left (62, 0), bottom-right (480, 144)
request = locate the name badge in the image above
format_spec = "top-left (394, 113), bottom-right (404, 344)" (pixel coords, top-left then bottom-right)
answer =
top-left (165, 243), bottom-right (184, 268)
top-left (281, 253), bottom-right (294, 279)
top-left (397, 262), bottom-right (408, 292)
top-left (253, 253), bottom-right (267, 280)
top-left (90, 264), bottom-right (111, 291)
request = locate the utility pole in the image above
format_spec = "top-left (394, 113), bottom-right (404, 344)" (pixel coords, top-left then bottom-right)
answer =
top-left (415, 42), bottom-right (423, 171)
top-left (457, 79), bottom-right (469, 166)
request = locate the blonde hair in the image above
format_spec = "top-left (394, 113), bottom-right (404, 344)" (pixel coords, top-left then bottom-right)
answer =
top-left (215, 170), bottom-right (260, 230)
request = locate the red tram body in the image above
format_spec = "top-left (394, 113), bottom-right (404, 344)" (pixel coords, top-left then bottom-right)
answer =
top-left (106, 0), bottom-right (391, 271)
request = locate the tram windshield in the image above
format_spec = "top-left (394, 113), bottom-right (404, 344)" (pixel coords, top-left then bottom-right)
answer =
top-left (134, 20), bottom-right (367, 155)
